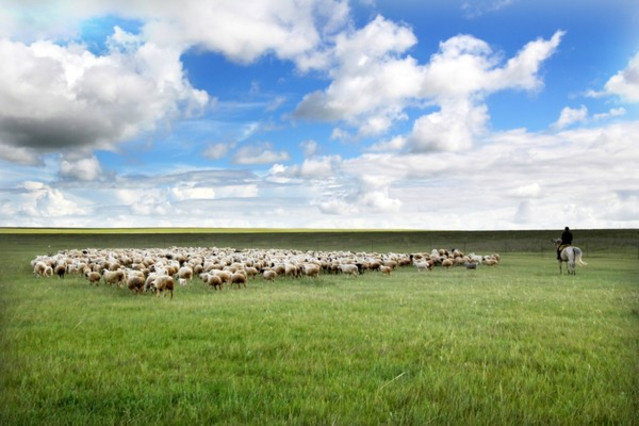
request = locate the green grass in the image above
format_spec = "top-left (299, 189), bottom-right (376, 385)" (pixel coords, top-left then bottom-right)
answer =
top-left (1, 230), bottom-right (638, 425)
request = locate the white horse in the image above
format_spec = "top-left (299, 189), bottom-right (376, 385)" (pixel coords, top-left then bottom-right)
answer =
top-left (554, 239), bottom-right (588, 275)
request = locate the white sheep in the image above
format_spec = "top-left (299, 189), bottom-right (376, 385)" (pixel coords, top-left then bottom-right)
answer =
top-left (154, 275), bottom-right (174, 299)
top-left (340, 264), bottom-right (359, 276)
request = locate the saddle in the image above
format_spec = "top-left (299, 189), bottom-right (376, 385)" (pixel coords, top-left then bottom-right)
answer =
top-left (557, 243), bottom-right (571, 253)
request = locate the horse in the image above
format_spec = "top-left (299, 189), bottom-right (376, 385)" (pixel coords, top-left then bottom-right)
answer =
top-left (553, 239), bottom-right (588, 275)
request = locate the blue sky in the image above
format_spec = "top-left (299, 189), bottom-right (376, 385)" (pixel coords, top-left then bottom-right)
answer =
top-left (0, 0), bottom-right (638, 229)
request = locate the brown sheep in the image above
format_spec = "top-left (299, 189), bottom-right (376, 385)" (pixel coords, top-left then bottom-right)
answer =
top-left (102, 269), bottom-right (125, 286)
top-left (54, 263), bottom-right (67, 279)
top-left (154, 276), bottom-right (174, 299)
top-left (230, 272), bottom-right (247, 289)
top-left (263, 270), bottom-right (277, 281)
top-left (441, 258), bottom-right (454, 269)
top-left (379, 265), bottom-right (393, 276)
top-left (127, 275), bottom-right (146, 293)
top-left (207, 274), bottom-right (223, 290)
top-left (85, 271), bottom-right (101, 286)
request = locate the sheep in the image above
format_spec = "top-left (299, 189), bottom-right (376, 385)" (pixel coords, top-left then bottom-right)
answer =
top-left (177, 266), bottom-right (194, 281)
top-left (464, 262), bottom-right (477, 270)
top-left (33, 261), bottom-right (49, 278)
top-left (212, 270), bottom-right (231, 285)
top-left (230, 272), bottom-right (247, 289)
top-left (379, 265), bottom-right (393, 276)
top-left (85, 271), bottom-right (101, 286)
top-left (441, 258), bottom-right (454, 269)
top-left (284, 263), bottom-right (300, 278)
top-left (207, 274), bottom-right (223, 290)
top-left (245, 266), bottom-right (259, 278)
top-left (127, 275), bottom-right (146, 293)
top-left (263, 270), bottom-right (277, 281)
top-left (302, 263), bottom-right (321, 278)
top-left (102, 269), bottom-right (125, 286)
top-left (413, 261), bottom-right (431, 273)
top-left (483, 258), bottom-right (499, 266)
top-left (340, 264), bottom-right (359, 276)
top-left (154, 275), bottom-right (174, 299)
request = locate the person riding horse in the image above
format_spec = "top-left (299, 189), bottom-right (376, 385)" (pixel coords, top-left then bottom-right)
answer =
top-left (557, 226), bottom-right (573, 260)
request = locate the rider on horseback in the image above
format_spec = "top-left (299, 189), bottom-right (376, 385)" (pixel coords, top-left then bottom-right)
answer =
top-left (557, 226), bottom-right (573, 260)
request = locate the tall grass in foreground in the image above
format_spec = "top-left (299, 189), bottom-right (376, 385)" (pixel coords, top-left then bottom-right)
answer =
top-left (0, 233), bottom-right (638, 425)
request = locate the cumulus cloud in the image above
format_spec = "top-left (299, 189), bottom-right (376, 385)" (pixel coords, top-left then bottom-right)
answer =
top-left (141, 0), bottom-right (350, 64)
top-left (15, 181), bottom-right (90, 217)
top-left (1, 0), bottom-right (350, 66)
top-left (295, 24), bottom-right (564, 149)
top-left (59, 155), bottom-right (103, 181)
top-left (407, 30), bottom-right (564, 152)
top-left (202, 142), bottom-right (235, 160)
top-left (232, 142), bottom-right (290, 165)
top-left (601, 51), bottom-right (639, 102)
top-left (553, 105), bottom-right (588, 129)
top-left (170, 183), bottom-right (216, 201)
top-left (408, 100), bottom-right (489, 152)
top-left (300, 139), bottom-right (319, 157)
top-left (294, 15), bottom-right (420, 135)
top-left (0, 32), bottom-right (209, 164)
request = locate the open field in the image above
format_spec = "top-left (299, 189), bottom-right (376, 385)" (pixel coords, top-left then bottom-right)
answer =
top-left (1, 230), bottom-right (638, 424)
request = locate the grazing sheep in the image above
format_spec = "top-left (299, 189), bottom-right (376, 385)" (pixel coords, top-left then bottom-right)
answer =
top-left (33, 261), bottom-right (49, 278)
top-left (464, 262), bottom-right (477, 270)
top-left (441, 259), bottom-right (454, 269)
top-left (207, 274), bottom-right (223, 290)
top-left (154, 276), bottom-right (174, 299)
top-left (127, 275), bottom-right (146, 293)
top-left (178, 278), bottom-right (188, 287)
top-left (245, 266), bottom-right (259, 278)
top-left (230, 272), bottom-right (247, 289)
top-left (379, 265), bottom-right (392, 276)
top-left (54, 262), bottom-right (67, 279)
top-left (413, 261), bottom-right (431, 273)
top-left (85, 271), bottom-right (101, 286)
top-left (302, 263), bottom-right (320, 278)
top-left (177, 266), bottom-right (194, 281)
top-left (483, 258), bottom-right (499, 266)
top-left (340, 264), bottom-right (359, 276)
top-left (102, 269), bottom-right (125, 286)
top-left (263, 270), bottom-right (277, 281)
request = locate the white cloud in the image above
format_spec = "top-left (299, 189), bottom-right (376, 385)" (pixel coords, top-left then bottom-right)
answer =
top-left (59, 155), bottom-right (103, 181)
top-left (295, 26), bottom-right (564, 148)
top-left (601, 52), bottom-right (639, 102)
top-left (170, 183), bottom-right (216, 201)
top-left (553, 105), bottom-right (588, 129)
top-left (15, 181), bottom-right (90, 217)
top-left (509, 183), bottom-right (542, 198)
top-left (300, 139), bottom-right (319, 157)
top-left (0, 0), bottom-right (351, 66)
top-left (0, 33), bottom-right (209, 164)
top-left (409, 100), bottom-right (489, 152)
top-left (406, 30), bottom-right (564, 152)
top-left (232, 142), bottom-right (290, 165)
top-left (593, 107), bottom-right (626, 121)
top-left (294, 15), bottom-right (421, 135)
top-left (202, 142), bottom-right (234, 160)
top-left (141, 0), bottom-right (350, 64)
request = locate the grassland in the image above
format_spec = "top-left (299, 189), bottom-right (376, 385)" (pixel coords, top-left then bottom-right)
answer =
top-left (1, 229), bottom-right (637, 425)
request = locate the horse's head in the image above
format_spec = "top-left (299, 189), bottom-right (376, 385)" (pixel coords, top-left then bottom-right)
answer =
top-left (552, 238), bottom-right (561, 247)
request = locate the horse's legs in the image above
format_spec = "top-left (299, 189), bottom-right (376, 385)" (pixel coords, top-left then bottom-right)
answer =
top-left (558, 260), bottom-right (562, 274)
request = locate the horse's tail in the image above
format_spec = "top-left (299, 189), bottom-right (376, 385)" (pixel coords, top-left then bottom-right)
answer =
top-left (574, 248), bottom-right (588, 266)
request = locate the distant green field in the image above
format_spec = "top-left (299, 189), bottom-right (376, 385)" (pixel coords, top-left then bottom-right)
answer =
top-left (1, 230), bottom-right (637, 425)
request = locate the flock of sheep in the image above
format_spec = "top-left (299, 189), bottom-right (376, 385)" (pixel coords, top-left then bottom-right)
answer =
top-left (30, 246), bottom-right (501, 298)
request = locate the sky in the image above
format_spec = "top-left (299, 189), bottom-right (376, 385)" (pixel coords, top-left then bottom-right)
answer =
top-left (0, 0), bottom-right (638, 230)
